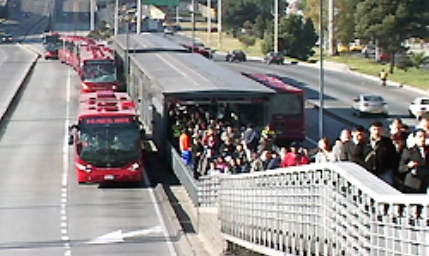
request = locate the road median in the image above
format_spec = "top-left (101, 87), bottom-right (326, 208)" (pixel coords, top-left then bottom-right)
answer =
top-left (0, 53), bottom-right (40, 127)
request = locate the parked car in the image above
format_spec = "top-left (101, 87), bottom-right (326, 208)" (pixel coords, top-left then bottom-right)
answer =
top-left (408, 97), bottom-right (429, 118)
top-left (361, 45), bottom-right (376, 57)
top-left (352, 94), bottom-right (388, 117)
top-left (263, 52), bottom-right (284, 65)
top-left (349, 43), bottom-right (364, 52)
top-left (337, 43), bottom-right (349, 53)
top-left (225, 50), bottom-right (246, 62)
top-left (0, 32), bottom-right (13, 43)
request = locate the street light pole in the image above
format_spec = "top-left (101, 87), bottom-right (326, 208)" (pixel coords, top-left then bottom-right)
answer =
top-left (114, 0), bottom-right (119, 36)
top-left (191, 0), bottom-right (196, 50)
top-left (125, 22), bottom-right (130, 89)
top-left (217, 0), bottom-right (222, 49)
top-left (207, 0), bottom-right (211, 44)
top-left (136, 0), bottom-right (141, 34)
top-left (319, 0), bottom-right (325, 138)
top-left (90, 0), bottom-right (95, 31)
top-left (328, 0), bottom-right (334, 56)
top-left (274, 0), bottom-right (279, 52)
top-left (176, 5), bottom-right (179, 24)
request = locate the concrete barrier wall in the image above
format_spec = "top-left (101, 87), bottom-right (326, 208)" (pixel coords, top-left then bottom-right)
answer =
top-left (0, 51), bottom-right (39, 127)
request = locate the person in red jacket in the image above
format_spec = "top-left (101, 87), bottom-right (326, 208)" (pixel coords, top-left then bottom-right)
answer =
top-left (280, 142), bottom-right (309, 167)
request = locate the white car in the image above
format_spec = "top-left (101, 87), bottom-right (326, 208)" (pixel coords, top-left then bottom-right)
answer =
top-left (352, 94), bottom-right (388, 117)
top-left (163, 27), bottom-right (175, 35)
top-left (408, 97), bottom-right (429, 118)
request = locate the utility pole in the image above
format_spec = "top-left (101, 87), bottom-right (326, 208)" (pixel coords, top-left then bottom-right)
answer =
top-left (217, 0), bottom-right (222, 49)
top-left (319, 0), bottom-right (325, 138)
top-left (191, 0), bottom-right (196, 50)
top-left (176, 5), bottom-right (179, 24)
top-left (274, 0), bottom-right (279, 52)
top-left (207, 0), bottom-right (211, 44)
top-left (328, 0), bottom-right (334, 56)
top-left (114, 0), bottom-right (119, 36)
top-left (136, 0), bottom-right (141, 34)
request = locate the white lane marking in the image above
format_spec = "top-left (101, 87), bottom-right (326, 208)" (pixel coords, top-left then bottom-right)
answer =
top-left (88, 225), bottom-right (163, 244)
top-left (61, 68), bottom-right (72, 256)
top-left (144, 173), bottom-right (178, 256)
top-left (0, 49), bottom-right (7, 65)
top-left (305, 136), bottom-right (318, 146)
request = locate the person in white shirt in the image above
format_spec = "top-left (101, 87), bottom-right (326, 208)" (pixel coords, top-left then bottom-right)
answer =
top-left (315, 137), bottom-right (336, 163)
top-left (406, 113), bottom-right (429, 148)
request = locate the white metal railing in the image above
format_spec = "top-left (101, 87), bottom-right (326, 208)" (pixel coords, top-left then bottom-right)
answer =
top-left (218, 162), bottom-right (429, 256)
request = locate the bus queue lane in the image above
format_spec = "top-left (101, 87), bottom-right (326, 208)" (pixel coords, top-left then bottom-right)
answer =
top-left (0, 56), bottom-right (72, 256)
top-left (0, 53), bottom-right (175, 256)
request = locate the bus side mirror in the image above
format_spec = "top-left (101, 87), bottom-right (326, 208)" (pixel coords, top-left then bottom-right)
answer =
top-left (68, 134), bottom-right (74, 145)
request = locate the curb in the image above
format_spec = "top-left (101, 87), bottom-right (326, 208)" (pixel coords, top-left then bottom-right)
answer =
top-left (153, 184), bottom-right (205, 256)
top-left (18, 42), bottom-right (43, 58)
top-left (0, 54), bottom-right (40, 128)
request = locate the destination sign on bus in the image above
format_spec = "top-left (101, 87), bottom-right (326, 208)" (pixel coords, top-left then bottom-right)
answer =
top-left (82, 117), bottom-right (132, 125)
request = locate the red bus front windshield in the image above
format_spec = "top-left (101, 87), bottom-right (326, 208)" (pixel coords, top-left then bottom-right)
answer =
top-left (82, 60), bottom-right (117, 83)
top-left (77, 117), bottom-right (140, 167)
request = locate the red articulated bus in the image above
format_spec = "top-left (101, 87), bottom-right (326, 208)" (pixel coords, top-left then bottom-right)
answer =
top-left (68, 91), bottom-right (144, 184)
top-left (58, 35), bottom-right (96, 67)
top-left (69, 37), bottom-right (97, 70)
top-left (42, 31), bottom-right (61, 59)
top-left (77, 44), bottom-right (119, 93)
top-left (58, 35), bottom-right (73, 64)
top-left (243, 73), bottom-right (305, 145)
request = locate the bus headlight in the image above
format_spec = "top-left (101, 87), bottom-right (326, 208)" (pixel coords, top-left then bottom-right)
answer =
top-left (128, 163), bottom-right (139, 172)
top-left (76, 163), bottom-right (92, 173)
top-left (112, 85), bottom-right (117, 90)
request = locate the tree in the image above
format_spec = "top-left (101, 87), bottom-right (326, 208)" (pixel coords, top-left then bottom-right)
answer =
top-left (253, 15), bottom-right (266, 39)
top-left (238, 34), bottom-right (257, 48)
top-left (262, 14), bottom-right (318, 61)
top-left (222, 0), bottom-right (271, 30)
top-left (335, 0), bottom-right (361, 45)
top-left (408, 51), bottom-right (429, 69)
top-left (261, 22), bottom-right (274, 53)
top-left (355, 0), bottom-right (429, 73)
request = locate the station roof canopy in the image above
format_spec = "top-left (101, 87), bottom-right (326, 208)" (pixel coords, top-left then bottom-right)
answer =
top-left (130, 51), bottom-right (275, 98)
top-left (114, 33), bottom-right (275, 99)
top-left (113, 33), bottom-right (188, 58)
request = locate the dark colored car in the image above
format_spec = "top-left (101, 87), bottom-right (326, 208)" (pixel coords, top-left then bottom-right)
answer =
top-left (182, 44), bottom-right (213, 59)
top-left (264, 52), bottom-right (284, 64)
top-left (225, 50), bottom-right (246, 62)
top-left (0, 32), bottom-right (13, 44)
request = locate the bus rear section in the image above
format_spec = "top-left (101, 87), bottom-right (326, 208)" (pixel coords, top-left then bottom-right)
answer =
top-left (79, 46), bottom-right (119, 93)
top-left (69, 91), bottom-right (143, 184)
top-left (243, 73), bottom-right (305, 145)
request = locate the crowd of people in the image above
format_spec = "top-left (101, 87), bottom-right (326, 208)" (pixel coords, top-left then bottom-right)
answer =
top-left (169, 102), bottom-right (429, 194)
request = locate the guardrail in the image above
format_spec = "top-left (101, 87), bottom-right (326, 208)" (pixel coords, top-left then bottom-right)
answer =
top-left (218, 162), bottom-right (429, 256)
